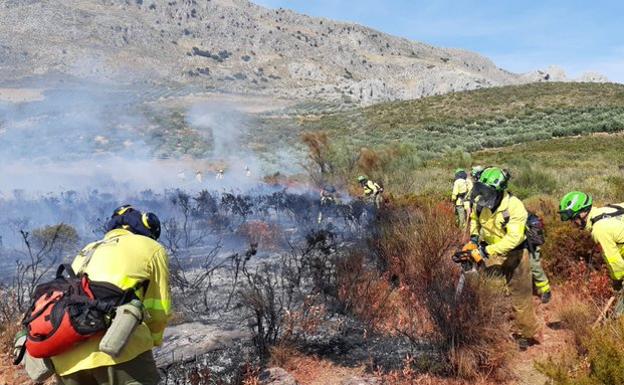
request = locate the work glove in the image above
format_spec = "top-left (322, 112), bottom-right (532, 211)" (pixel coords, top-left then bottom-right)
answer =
top-left (461, 241), bottom-right (478, 252)
top-left (613, 279), bottom-right (623, 292)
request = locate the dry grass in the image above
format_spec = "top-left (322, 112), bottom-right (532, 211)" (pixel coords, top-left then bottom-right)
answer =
top-left (552, 289), bottom-right (597, 353)
top-left (270, 344), bottom-right (367, 385)
top-left (338, 200), bottom-right (514, 380)
top-left (537, 318), bottom-right (624, 385)
top-left (236, 220), bottom-right (285, 251)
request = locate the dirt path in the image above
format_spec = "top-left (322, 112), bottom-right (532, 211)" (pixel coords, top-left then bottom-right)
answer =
top-left (509, 291), bottom-right (573, 385)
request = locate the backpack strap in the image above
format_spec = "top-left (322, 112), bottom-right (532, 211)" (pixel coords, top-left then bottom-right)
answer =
top-left (56, 264), bottom-right (77, 279)
top-left (591, 204), bottom-right (624, 226)
top-left (502, 209), bottom-right (510, 228)
top-left (75, 237), bottom-right (120, 275)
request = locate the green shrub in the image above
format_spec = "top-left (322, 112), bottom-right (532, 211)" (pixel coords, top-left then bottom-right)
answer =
top-left (508, 161), bottom-right (557, 199)
top-left (537, 319), bottom-right (624, 385)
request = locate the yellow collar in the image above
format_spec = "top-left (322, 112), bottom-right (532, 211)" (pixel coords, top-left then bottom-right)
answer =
top-left (104, 228), bottom-right (132, 239)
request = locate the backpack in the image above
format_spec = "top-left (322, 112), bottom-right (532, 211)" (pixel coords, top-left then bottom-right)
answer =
top-left (17, 262), bottom-right (144, 361)
top-left (501, 210), bottom-right (545, 252)
top-left (525, 213), bottom-right (546, 251)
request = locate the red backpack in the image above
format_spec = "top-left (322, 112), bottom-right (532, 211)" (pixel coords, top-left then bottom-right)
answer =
top-left (15, 264), bottom-right (141, 362)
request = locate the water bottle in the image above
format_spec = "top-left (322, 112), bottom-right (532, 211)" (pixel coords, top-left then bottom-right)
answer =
top-left (99, 299), bottom-right (143, 357)
top-left (24, 353), bottom-right (54, 382)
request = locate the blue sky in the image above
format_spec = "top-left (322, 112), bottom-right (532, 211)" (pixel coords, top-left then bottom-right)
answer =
top-left (253, 0), bottom-right (624, 83)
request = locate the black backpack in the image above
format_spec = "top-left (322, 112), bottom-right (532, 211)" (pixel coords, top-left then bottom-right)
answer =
top-left (525, 213), bottom-right (545, 252)
top-left (501, 210), bottom-right (545, 252)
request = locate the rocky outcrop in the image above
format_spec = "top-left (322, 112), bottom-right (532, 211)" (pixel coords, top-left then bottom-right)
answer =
top-left (578, 71), bottom-right (610, 83)
top-left (154, 322), bottom-right (250, 367)
top-left (0, 0), bottom-right (609, 105)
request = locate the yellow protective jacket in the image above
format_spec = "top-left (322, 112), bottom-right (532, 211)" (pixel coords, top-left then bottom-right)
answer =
top-left (51, 228), bottom-right (172, 376)
top-left (470, 192), bottom-right (527, 258)
top-left (363, 180), bottom-right (381, 196)
top-left (586, 203), bottom-right (624, 281)
top-left (451, 178), bottom-right (468, 206)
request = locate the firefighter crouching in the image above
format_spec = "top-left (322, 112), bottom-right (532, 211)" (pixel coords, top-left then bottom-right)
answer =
top-left (357, 175), bottom-right (384, 209)
top-left (14, 205), bottom-right (171, 385)
top-left (559, 192), bottom-right (624, 316)
top-left (463, 167), bottom-right (540, 350)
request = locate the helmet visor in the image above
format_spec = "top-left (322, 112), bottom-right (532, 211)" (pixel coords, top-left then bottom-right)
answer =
top-left (558, 209), bottom-right (576, 222)
top-left (472, 182), bottom-right (500, 210)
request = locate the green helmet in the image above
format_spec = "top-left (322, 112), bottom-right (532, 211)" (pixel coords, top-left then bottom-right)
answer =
top-left (478, 167), bottom-right (509, 191)
top-left (471, 165), bottom-right (484, 178)
top-left (357, 175), bottom-right (368, 183)
top-left (559, 191), bottom-right (593, 221)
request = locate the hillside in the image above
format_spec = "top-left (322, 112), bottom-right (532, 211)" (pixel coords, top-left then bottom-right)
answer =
top-left (257, 82), bottom-right (624, 158)
top-left (0, 0), bottom-right (592, 106)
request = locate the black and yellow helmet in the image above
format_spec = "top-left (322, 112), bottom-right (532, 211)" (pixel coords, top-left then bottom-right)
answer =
top-left (112, 204), bottom-right (135, 217)
top-left (106, 205), bottom-right (161, 240)
top-left (140, 212), bottom-right (161, 240)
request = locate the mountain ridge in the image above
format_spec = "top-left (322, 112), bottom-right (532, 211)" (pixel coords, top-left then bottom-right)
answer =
top-left (0, 0), bottom-right (609, 105)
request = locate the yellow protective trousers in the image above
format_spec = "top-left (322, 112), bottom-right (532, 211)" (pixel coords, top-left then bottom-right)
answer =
top-left (485, 248), bottom-right (538, 339)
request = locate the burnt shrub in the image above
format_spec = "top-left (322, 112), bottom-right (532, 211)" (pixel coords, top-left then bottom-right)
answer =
top-left (339, 199), bottom-right (514, 379)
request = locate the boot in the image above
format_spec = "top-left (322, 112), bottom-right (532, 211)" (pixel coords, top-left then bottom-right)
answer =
top-left (541, 290), bottom-right (552, 304)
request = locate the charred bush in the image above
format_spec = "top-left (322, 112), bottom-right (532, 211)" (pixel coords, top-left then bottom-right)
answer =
top-left (340, 200), bottom-right (514, 379)
top-left (237, 229), bottom-right (341, 357)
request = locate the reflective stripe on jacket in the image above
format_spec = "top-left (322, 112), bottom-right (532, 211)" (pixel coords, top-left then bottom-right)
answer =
top-left (363, 180), bottom-right (381, 196)
top-left (586, 203), bottom-right (624, 281)
top-left (51, 228), bottom-right (171, 376)
top-left (452, 179), bottom-right (468, 206)
top-left (470, 192), bottom-right (527, 257)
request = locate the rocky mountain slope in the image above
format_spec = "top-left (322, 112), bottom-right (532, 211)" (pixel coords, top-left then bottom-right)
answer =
top-left (0, 0), bottom-right (608, 105)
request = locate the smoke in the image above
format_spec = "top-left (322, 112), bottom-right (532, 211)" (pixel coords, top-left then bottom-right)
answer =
top-left (0, 80), bottom-right (163, 194)
top-left (0, 77), bottom-right (325, 252)
top-left (0, 80), bottom-right (275, 195)
top-left (184, 101), bottom-right (268, 190)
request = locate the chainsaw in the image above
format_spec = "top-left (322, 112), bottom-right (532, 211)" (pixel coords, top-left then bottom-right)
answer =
top-left (452, 251), bottom-right (478, 300)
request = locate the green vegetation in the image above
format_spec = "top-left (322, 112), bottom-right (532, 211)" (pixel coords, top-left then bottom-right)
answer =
top-left (294, 82), bottom-right (624, 153)
top-left (537, 318), bottom-right (624, 385)
top-left (291, 83), bottom-right (624, 383)
top-left (259, 82), bottom-right (624, 177)
top-left (473, 134), bottom-right (624, 202)
top-left (144, 109), bottom-right (213, 158)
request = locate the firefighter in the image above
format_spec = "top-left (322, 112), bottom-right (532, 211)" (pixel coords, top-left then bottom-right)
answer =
top-left (469, 166), bottom-right (484, 197)
top-left (452, 169), bottom-right (470, 228)
top-left (463, 166), bottom-right (485, 230)
top-left (465, 167), bottom-right (539, 349)
top-left (51, 205), bottom-right (171, 385)
top-left (357, 176), bottom-right (383, 209)
top-left (559, 191), bottom-right (624, 315)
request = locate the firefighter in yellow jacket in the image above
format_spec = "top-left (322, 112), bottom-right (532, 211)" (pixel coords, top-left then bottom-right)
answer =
top-left (559, 191), bottom-right (624, 315)
top-left (451, 169), bottom-right (470, 228)
top-left (52, 205), bottom-right (171, 385)
top-left (464, 167), bottom-right (539, 350)
top-left (357, 175), bottom-right (383, 208)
